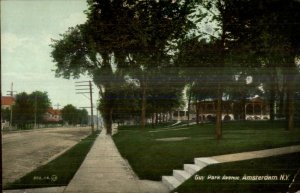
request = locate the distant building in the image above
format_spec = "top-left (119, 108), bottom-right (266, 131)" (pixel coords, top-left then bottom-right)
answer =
top-left (1, 96), bottom-right (15, 129)
top-left (43, 107), bottom-right (62, 122)
top-left (172, 96), bottom-right (270, 122)
top-left (1, 96), bottom-right (15, 110)
top-left (245, 96), bottom-right (270, 120)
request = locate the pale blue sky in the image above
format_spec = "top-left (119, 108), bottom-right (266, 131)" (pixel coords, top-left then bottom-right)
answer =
top-left (1, 0), bottom-right (99, 113)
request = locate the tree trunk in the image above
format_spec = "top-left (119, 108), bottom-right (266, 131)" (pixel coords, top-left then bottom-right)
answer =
top-left (269, 90), bottom-right (275, 121)
top-left (187, 88), bottom-right (192, 125)
top-left (279, 89), bottom-right (285, 118)
top-left (141, 82), bottom-right (147, 128)
top-left (196, 101), bottom-right (200, 124)
top-left (241, 98), bottom-right (246, 120)
top-left (269, 69), bottom-right (276, 121)
top-left (284, 57), bottom-right (296, 131)
top-left (105, 107), bottom-right (113, 135)
top-left (215, 83), bottom-right (223, 140)
top-left (215, 23), bottom-right (225, 140)
top-left (169, 111), bottom-right (172, 121)
top-left (151, 113), bottom-right (154, 128)
top-left (159, 113), bottom-right (162, 123)
top-left (285, 75), bottom-right (295, 131)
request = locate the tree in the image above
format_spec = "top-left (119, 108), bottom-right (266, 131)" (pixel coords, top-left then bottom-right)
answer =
top-left (186, 0), bottom-right (241, 140)
top-left (51, 0), bottom-right (141, 134)
top-left (176, 39), bottom-right (215, 124)
top-left (30, 91), bottom-right (51, 125)
top-left (1, 108), bottom-right (10, 122)
top-left (61, 105), bottom-right (88, 126)
top-left (146, 68), bottom-right (185, 125)
top-left (13, 92), bottom-right (32, 129)
top-left (13, 91), bottom-right (51, 129)
top-left (51, 0), bottom-right (192, 133)
top-left (116, 0), bottom-right (192, 128)
top-left (226, 0), bottom-right (300, 130)
top-left (77, 109), bottom-right (89, 125)
top-left (61, 104), bottom-right (78, 126)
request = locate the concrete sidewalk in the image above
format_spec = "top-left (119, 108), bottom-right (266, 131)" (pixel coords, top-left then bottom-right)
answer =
top-left (212, 145), bottom-right (300, 163)
top-left (63, 130), bottom-right (168, 193)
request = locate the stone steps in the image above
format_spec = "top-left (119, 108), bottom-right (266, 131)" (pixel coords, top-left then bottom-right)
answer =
top-left (162, 176), bottom-right (181, 190)
top-left (161, 145), bottom-right (300, 191)
top-left (162, 158), bottom-right (219, 191)
top-left (184, 164), bottom-right (201, 174)
top-left (173, 170), bottom-right (191, 183)
top-left (194, 157), bottom-right (219, 168)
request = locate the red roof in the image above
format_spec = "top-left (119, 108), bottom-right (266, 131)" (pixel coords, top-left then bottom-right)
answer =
top-left (1, 96), bottom-right (15, 106)
top-left (47, 107), bottom-right (61, 115)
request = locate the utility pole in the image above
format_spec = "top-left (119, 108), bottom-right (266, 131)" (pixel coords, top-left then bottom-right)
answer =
top-left (6, 82), bottom-right (17, 128)
top-left (34, 93), bottom-right (37, 129)
top-left (80, 106), bottom-right (99, 130)
top-left (96, 109), bottom-right (99, 131)
top-left (54, 103), bottom-right (60, 110)
top-left (75, 81), bottom-right (94, 132)
top-left (89, 81), bottom-right (94, 131)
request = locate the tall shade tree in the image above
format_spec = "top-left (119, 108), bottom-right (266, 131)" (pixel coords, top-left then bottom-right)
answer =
top-left (29, 91), bottom-right (52, 125)
top-left (119, 0), bottom-right (192, 128)
top-left (61, 104), bottom-right (88, 126)
top-left (176, 38), bottom-right (221, 124)
top-left (185, 0), bottom-right (239, 139)
top-left (13, 91), bottom-right (51, 129)
top-left (51, 0), bottom-right (136, 134)
top-left (226, 0), bottom-right (300, 130)
top-left (51, 0), bottom-right (192, 133)
top-left (61, 104), bottom-right (78, 126)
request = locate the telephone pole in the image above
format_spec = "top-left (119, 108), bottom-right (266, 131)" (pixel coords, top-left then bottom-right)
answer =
top-left (6, 82), bottom-right (17, 128)
top-left (54, 103), bottom-right (61, 110)
top-left (75, 81), bottom-right (94, 132)
top-left (34, 93), bottom-right (37, 129)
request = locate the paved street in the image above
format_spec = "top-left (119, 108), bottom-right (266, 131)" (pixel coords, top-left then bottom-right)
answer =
top-left (2, 127), bottom-right (92, 186)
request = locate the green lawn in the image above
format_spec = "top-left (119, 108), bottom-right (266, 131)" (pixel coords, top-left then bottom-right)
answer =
top-left (118, 121), bottom-right (177, 130)
top-left (113, 121), bottom-right (300, 181)
top-left (4, 130), bottom-right (100, 190)
top-left (174, 152), bottom-right (300, 193)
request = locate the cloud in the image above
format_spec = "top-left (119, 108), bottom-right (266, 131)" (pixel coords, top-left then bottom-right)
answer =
top-left (60, 12), bottom-right (87, 29)
top-left (1, 33), bottom-right (29, 53)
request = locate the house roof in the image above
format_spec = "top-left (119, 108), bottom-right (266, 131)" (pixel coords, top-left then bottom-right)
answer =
top-left (47, 107), bottom-right (61, 115)
top-left (1, 96), bottom-right (15, 106)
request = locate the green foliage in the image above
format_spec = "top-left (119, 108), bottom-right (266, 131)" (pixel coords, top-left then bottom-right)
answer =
top-left (51, 0), bottom-right (300, 133)
top-left (1, 108), bottom-right (10, 121)
top-left (30, 91), bottom-right (52, 123)
top-left (51, 0), bottom-right (192, 129)
top-left (13, 91), bottom-right (51, 129)
top-left (78, 108), bottom-right (89, 125)
top-left (61, 104), bottom-right (88, 125)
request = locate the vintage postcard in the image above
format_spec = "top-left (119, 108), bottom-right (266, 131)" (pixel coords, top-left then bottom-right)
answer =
top-left (1, 1), bottom-right (300, 193)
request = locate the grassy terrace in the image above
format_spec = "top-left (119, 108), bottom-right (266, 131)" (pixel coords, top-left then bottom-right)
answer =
top-left (113, 121), bottom-right (300, 181)
top-left (174, 152), bottom-right (300, 193)
top-left (4, 131), bottom-right (100, 190)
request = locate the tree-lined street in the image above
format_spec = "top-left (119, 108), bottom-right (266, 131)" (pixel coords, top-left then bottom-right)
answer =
top-left (2, 127), bottom-right (91, 186)
top-left (2, 0), bottom-right (300, 192)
